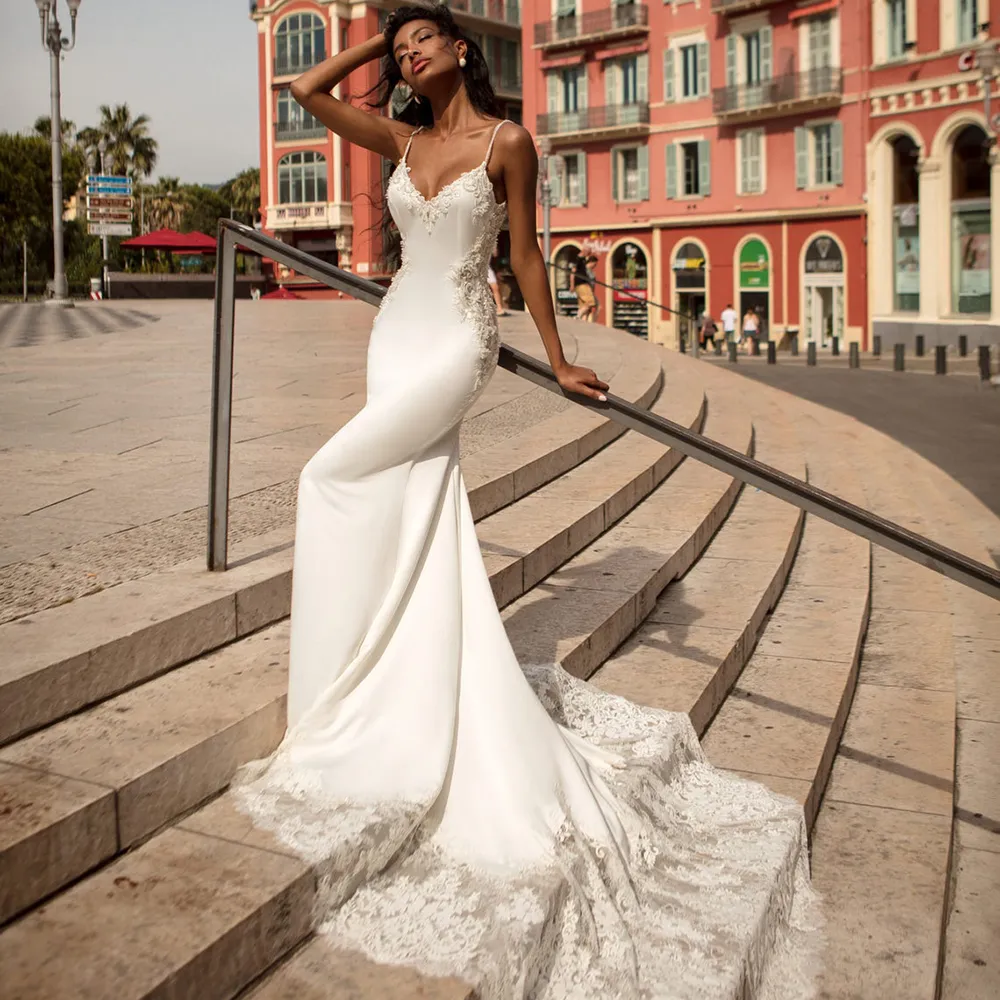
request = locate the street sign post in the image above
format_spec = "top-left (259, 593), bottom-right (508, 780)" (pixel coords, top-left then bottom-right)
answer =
top-left (86, 174), bottom-right (134, 240)
top-left (88, 223), bottom-right (133, 237)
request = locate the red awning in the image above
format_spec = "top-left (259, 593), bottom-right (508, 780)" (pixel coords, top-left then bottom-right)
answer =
top-left (595, 41), bottom-right (649, 62)
top-left (261, 286), bottom-right (302, 299)
top-left (789, 0), bottom-right (839, 20)
top-left (540, 52), bottom-right (586, 70)
top-left (120, 228), bottom-right (218, 253)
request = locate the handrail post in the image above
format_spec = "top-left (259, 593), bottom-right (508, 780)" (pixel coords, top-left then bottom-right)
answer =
top-left (208, 226), bottom-right (238, 571)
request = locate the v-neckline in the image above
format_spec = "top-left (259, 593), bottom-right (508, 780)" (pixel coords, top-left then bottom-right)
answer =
top-left (399, 160), bottom-right (501, 209)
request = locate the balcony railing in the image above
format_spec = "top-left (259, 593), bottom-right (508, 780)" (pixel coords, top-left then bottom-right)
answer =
top-left (710, 0), bottom-right (783, 13)
top-left (446, 0), bottom-right (521, 27)
top-left (274, 120), bottom-right (327, 141)
top-left (713, 67), bottom-right (843, 118)
top-left (535, 2), bottom-right (648, 46)
top-left (537, 102), bottom-right (649, 135)
top-left (493, 70), bottom-right (522, 95)
top-left (273, 55), bottom-right (322, 77)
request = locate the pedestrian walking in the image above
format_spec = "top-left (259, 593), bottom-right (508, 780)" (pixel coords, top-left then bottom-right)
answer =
top-left (721, 302), bottom-right (738, 348)
top-left (700, 312), bottom-right (718, 350)
top-left (742, 306), bottom-right (759, 353)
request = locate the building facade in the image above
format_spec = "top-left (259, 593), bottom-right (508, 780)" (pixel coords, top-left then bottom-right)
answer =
top-left (250, 0), bottom-right (522, 285)
top-left (524, 0), bottom-right (1000, 349)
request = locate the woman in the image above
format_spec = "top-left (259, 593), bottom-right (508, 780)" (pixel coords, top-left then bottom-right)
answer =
top-left (700, 311), bottom-right (719, 351)
top-left (743, 306), bottom-right (760, 353)
top-left (573, 252), bottom-right (597, 321)
top-left (234, 7), bottom-right (818, 998)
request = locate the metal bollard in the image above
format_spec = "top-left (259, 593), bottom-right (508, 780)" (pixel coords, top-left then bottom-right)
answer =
top-left (915, 334), bottom-right (925, 358)
top-left (894, 343), bottom-right (905, 371)
top-left (980, 344), bottom-right (992, 380)
top-left (807, 342), bottom-right (817, 366)
top-left (935, 344), bottom-right (947, 375)
top-left (767, 341), bottom-right (777, 365)
top-left (714, 339), bottom-right (722, 356)
top-left (959, 334), bottom-right (968, 357)
top-left (790, 334), bottom-right (799, 356)
top-left (831, 336), bottom-right (840, 356)
top-left (679, 336), bottom-right (686, 354)
top-left (728, 341), bottom-right (738, 363)
top-left (872, 334), bottom-right (881, 357)
top-left (849, 342), bottom-right (860, 369)
top-left (751, 338), bottom-right (761, 356)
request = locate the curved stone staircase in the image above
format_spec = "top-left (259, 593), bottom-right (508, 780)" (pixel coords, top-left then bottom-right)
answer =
top-left (1, 316), bottom-right (996, 1000)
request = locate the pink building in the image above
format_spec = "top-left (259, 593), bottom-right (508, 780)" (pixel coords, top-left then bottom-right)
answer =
top-left (524, 0), bottom-right (1000, 350)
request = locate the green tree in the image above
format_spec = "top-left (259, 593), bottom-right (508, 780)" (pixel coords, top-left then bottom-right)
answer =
top-left (219, 167), bottom-right (261, 223)
top-left (77, 104), bottom-right (158, 180)
top-left (33, 116), bottom-right (77, 144)
top-left (142, 176), bottom-right (186, 231)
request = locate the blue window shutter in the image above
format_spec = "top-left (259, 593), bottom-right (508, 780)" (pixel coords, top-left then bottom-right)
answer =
top-left (761, 26), bottom-right (773, 80)
top-left (638, 144), bottom-right (649, 201)
top-left (579, 152), bottom-right (588, 206)
top-left (698, 140), bottom-right (711, 196)
top-left (664, 49), bottom-right (675, 102)
top-left (666, 143), bottom-right (677, 199)
top-left (795, 127), bottom-right (809, 189)
top-left (697, 41), bottom-right (709, 97)
top-left (637, 52), bottom-right (649, 102)
top-left (831, 120), bottom-right (844, 185)
top-left (726, 35), bottom-right (737, 87)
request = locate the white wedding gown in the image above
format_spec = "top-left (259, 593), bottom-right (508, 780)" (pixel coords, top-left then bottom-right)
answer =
top-left (234, 121), bottom-right (821, 998)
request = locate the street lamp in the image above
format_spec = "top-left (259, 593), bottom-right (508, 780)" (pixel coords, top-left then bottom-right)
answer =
top-left (539, 136), bottom-right (552, 271)
top-left (977, 41), bottom-right (999, 137)
top-left (34, 0), bottom-right (82, 307)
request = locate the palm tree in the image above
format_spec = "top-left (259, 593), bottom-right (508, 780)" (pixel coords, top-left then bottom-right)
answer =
top-left (229, 168), bottom-right (261, 222)
top-left (33, 116), bottom-right (76, 143)
top-left (143, 176), bottom-right (186, 231)
top-left (77, 104), bottom-right (158, 180)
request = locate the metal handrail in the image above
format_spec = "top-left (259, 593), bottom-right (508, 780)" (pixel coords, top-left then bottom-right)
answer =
top-left (210, 219), bottom-right (1000, 601)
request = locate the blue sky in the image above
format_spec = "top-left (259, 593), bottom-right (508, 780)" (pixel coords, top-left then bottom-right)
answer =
top-left (1, 1), bottom-right (260, 184)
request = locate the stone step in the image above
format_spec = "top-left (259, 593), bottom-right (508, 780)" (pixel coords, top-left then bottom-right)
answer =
top-left (0, 370), bottom-right (705, 926)
top-left (0, 340), bottom-right (665, 749)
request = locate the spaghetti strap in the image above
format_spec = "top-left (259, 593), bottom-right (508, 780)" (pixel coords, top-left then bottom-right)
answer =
top-left (482, 120), bottom-right (510, 169)
top-left (400, 127), bottom-right (424, 166)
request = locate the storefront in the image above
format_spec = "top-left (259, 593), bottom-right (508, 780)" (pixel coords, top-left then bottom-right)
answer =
top-left (803, 235), bottom-right (846, 349)
top-left (612, 240), bottom-right (649, 338)
top-left (738, 237), bottom-right (771, 342)
top-left (553, 243), bottom-right (582, 317)
top-left (672, 241), bottom-right (706, 351)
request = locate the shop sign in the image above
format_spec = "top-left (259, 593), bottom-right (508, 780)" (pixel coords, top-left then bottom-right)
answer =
top-left (613, 287), bottom-right (647, 302)
top-left (581, 232), bottom-right (614, 254)
top-left (739, 238), bottom-right (770, 288)
top-left (804, 236), bottom-right (844, 274)
top-left (959, 232), bottom-right (991, 295)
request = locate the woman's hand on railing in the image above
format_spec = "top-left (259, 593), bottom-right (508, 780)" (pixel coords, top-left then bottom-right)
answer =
top-left (554, 362), bottom-right (608, 402)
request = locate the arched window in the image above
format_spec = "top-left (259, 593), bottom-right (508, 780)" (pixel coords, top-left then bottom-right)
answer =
top-left (275, 13), bottom-right (326, 76)
top-left (278, 151), bottom-right (328, 204)
top-left (275, 88), bottom-right (324, 140)
top-left (892, 135), bottom-right (920, 313)
top-left (951, 125), bottom-right (991, 315)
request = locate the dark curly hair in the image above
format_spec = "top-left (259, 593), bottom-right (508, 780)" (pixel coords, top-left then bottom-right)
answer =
top-left (359, 3), bottom-right (503, 270)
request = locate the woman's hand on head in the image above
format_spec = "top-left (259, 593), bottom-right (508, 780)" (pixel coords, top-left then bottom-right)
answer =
top-left (554, 363), bottom-right (609, 403)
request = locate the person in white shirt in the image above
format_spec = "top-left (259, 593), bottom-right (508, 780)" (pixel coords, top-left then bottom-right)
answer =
top-left (721, 303), bottom-right (738, 346)
top-left (742, 307), bottom-right (760, 353)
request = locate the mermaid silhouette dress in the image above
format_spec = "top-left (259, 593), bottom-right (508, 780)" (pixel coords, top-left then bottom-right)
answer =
top-left (234, 120), bottom-right (821, 999)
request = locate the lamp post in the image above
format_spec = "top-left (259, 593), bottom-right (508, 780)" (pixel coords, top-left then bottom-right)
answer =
top-left (978, 41), bottom-right (999, 137)
top-left (539, 136), bottom-right (552, 271)
top-left (34, 0), bottom-right (82, 307)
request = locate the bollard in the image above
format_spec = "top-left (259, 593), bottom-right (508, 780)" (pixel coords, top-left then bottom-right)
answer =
top-left (807, 342), bottom-right (817, 366)
top-left (980, 344), bottom-right (991, 380)
top-left (935, 344), bottom-right (947, 375)
top-left (751, 338), bottom-right (761, 356)
top-left (849, 342), bottom-right (860, 369)
top-left (894, 343), bottom-right (905, 371)
top-left (790, 334), bottom-right (799, 356)
top-left (714, 339), bottom-right (722, 356)
top-left (679, 335), bottom-right (686, 354)
top-left (959, 334), bottom-right (968, 357)
top-left (767, 341), bottom-right (777, 365)
top-left (915, 334), bottom-right (925, 357)
top-left (872, 334), bottom-right (882, 357)
top-left (831, 336), bottom-right (840, 356)
top-left (728, 341), bottom-right (738, 363)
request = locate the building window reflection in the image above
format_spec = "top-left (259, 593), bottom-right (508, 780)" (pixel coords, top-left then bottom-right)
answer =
top-left (951, 125), bottom-right (991, 315)
top-left (275, 13), bottom-right (326, 76)
top-left (278, 151), bottom-right (328, 204)
top-left (892, 135), bottom-right (920, 313)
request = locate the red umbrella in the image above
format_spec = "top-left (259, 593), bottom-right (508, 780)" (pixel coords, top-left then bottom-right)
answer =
top-left (261, 286), bottom-right (302, 299)
top-left (120, 229), bottom-right (218, 253)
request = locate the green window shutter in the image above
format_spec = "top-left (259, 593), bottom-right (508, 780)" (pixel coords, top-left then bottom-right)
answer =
top-left (578, 152), bottom-right (588, 206)
top-left (698, 140), bottom-right (711, 197)
top-left (739, 133), bottom-right (748, 194)
top-left (605, 62), bottom-right (617, 106)
top-left (750, 130), bottom-right (762, 191)
top-left (697, 41), bottom-right (709, 97)
top-left (577, 65), bottom-right (588, 109)
top-left (726, 35), bottom-right (737, 87)
top-left (637, 53), bottom-right (648, 102)
top-left (795, 127), bottom-right (809, 189)
top-left (547, 73), bottom-right (559, 113)
top-left (761, 26), bottom-right (773, 80)
top-left (665, 143), bottom-right (677, 199)
top-left (638, 144), bottom-right (649, 201)
top-left (550, 155), bottom-right (563, 206)
top-left (831, 120), bottom-right (844, 185)
top-left (664, 48), bottom-right (675, 102)
top-left (611, 145), bottom-right (619, 201)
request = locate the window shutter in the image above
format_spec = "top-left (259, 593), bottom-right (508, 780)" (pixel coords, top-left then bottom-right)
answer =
top-left (605, 62), bottom-right (617, 106)
top-left (795, 126), bottom-right (809, 189)
top-left (726, 34), bottom-right (737, 87)
top-left (831, 120), bottom-right (844, 185)
top-left (550, 155), bottom-right (563, 206)
top-left (697, 41), bottom-right (709, 97)
top-left (611, 146), bottom-right (620, 201)
top-left (547, 73), bottom-right (559, 113)
top-left (637, 53), bottom-right (648, 102)
top-left (750, 130), bottom-right (762, 192)
top-left (664, 48), bottom-right (675, 102)
top-left (666, 143), bottom-right (677, 199)
top-left (638, 144), bottom-right (649, 201)
top-left (739, 133), bottom-right (748, 195)
top-left (578, 152), bottom-right (588, 206)
top-left (698, 140), bottom-right (711, 197)
top-left (577, 65), bottom-right (588, 109)
top-left (761, 26), bottom-right (773, 79)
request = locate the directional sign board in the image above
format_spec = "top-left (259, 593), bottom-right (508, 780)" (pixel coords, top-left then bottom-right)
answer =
top-left (86, 175), bottom-right (134, 236)
top-left (88, 222), bottom-right (134, 237)
top-left (88, 195), bottom-right (133, 210)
